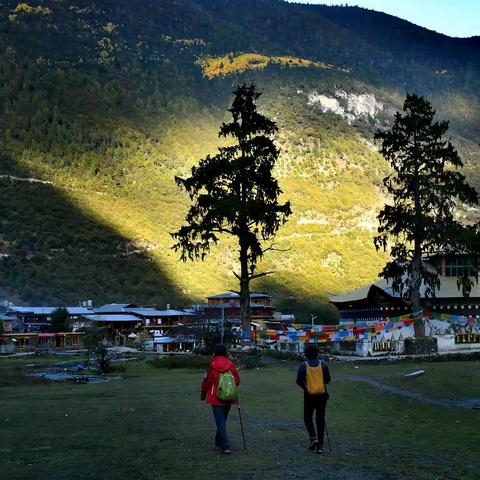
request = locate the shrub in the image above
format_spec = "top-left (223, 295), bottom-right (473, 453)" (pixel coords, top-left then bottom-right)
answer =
top-left (148, 355), bottom-right (211, 369)
top-left (264, 349), bottom-right (302, 362)
top-left (108, 364), bottom-right (128, 373)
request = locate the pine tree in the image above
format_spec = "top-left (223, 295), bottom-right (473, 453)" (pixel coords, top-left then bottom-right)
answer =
top-left (172, 84), bottom-right (291, 342)
top-left (50, 307), bottom-right (70, 332)
top-left (374, 94), bottom-right (478, 337)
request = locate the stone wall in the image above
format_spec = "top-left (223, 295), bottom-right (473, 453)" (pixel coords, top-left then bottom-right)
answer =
top-left (404, 337), bottom-right (438, 355)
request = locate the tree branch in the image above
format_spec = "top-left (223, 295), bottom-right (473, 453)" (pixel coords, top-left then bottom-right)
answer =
top-left (261, 243), bottom-right (290, 255)
top-left (213, 227), bottom-right (234, 235)
top-left (249, 270), bottom-right (275, 280)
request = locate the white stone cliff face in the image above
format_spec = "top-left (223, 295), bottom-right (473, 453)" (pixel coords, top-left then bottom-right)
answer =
top-left (307, 92), bottom-right (343, 114)
top-left (305, 89), bottom-right (383, 123)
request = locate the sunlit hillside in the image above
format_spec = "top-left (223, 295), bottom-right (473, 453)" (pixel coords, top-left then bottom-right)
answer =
top-left (0, 0), bottom-right (479, 320)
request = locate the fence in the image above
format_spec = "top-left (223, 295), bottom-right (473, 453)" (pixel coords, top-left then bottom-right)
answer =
top-left (455, 333), bottom-right (480, 344)
top-left (372, 339), bottom-right (399, 353)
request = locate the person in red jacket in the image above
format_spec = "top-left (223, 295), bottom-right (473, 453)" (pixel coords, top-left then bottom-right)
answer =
top-left (201, 344), bottom-right (240, 454)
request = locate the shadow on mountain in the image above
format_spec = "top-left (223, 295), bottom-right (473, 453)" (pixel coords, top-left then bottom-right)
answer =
top-left (0, 157), bottom-right (187, 307)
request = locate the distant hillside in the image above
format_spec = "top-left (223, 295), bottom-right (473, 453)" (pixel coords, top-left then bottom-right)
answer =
top-left (0, 0), bottom-right (478, 320)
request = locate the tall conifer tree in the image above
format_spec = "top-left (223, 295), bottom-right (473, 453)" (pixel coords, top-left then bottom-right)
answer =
top-left (374, 94), bottom-right (478, 337)
top-left (172, 84), bottom-right (291, 342)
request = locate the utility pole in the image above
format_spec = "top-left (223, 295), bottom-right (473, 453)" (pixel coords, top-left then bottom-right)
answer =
top-left (221, 306), bottom-right (225, 344)
top-left (311, 314), bottom-right (318, 330)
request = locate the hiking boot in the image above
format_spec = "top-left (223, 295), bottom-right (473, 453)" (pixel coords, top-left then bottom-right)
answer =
top-left (316, 445), bottom-right (324, 454)
top-left (308, 440), bottom-right (319, 451)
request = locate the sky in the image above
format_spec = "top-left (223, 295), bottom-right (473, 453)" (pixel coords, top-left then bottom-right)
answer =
top-left (287, 1), bottom-right (480, 38)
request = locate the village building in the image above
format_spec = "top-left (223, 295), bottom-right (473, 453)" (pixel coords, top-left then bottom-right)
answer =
top-left (0, 313), bottom-right (20, 333)
top-left (7, 306), bottom-right (93, 332)
top-left (266, 311), bottom-right (296, 329)
top-left (79, 304), bottom-right (198, 351)
top-left (0, 332), bottom-right (36, 354)
top-left (134, 307), bottom-right (198, 352)
top-left (78, 303), bottom-right (141, 346)
top-left (0, 301), bottom-right (200, 353)
top-left (140, 309), bottom-right (195, 331)
top-left (34, 332), bottom-right (85, 352)
top-left (328, 253), bottom-right (480, 325)
top-left (85, 313), bottom-right (144, 343)
top-left (204, 292), bottom-right (275, 329)
top-left (195, 292), bottom-right (294, 348)
top-left (326, 253), bottom-right (480, 356)
top-left (92, 303), bottom-right (136, 314)
top-left (0, 332), bottom-right (85, 354)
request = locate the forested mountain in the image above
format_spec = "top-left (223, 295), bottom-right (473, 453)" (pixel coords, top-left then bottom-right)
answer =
top-left (0, 0), bottom-right (478, 319)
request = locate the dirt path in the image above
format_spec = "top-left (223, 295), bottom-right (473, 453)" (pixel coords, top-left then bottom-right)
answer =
top-left (340, 375), bottom-right (480, 409)
top-left (0, 174), bottom-right (54, 185)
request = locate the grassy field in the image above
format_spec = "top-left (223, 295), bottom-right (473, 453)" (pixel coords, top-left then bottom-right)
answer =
top-left (1, 356), bottom-right (479, 480)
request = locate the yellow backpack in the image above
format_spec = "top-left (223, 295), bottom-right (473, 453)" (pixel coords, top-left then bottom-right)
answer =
top-left (305, 361), bottom-right (325, 395)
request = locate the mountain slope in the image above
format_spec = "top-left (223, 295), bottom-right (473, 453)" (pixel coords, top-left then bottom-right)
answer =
top-left (0, 0), bottom-right (478, 320)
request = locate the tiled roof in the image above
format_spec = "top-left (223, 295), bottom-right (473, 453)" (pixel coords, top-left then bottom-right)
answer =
top-left (327, 275), bottom-right (480, 304)
top-left (208, 292), bottom-right (271, 299)
top-left (88, 314), bottom-right (141, 322)
top-left (9, 306), bottom-right (92, 315)
top-left (129, 308), bottom-right (196, 317)
top-left (94, 303), bottom-right (137, 313)
top-left (206, 302), bottom-right (273, 309)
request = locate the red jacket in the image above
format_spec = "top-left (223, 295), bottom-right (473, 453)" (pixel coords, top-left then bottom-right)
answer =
top-left (201, 355), bottom-right (240, 406)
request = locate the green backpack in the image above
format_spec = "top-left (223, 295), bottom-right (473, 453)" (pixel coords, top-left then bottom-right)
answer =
top-left (217, 371), bottom-right (237, 402)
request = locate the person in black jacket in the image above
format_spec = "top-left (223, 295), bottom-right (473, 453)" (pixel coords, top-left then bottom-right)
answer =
top-left (296, 344), bottom-right (331, 453)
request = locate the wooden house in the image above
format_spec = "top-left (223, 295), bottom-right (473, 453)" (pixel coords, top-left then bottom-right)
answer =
top-left (82, 304), bottom-right (197, 349)
top-left (7, 306), bottom-right (93, 332)
top-left (328, 253), bottom-right (480, 324)
top-left (205, 292), bottom-right (275, 326)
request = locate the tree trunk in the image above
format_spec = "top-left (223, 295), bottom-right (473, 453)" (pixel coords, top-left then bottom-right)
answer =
top-left (239, 239), bottom-right (251, 345)
top-left (412, 152), bottom-right (425, 338)
top-left (411, 245), bottom-right (425, 337)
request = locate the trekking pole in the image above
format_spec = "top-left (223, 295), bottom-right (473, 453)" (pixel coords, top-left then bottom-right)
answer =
top-left (324, 420), bottom-right (332, 453)
top-left (236, 395), bottom-right (247, 450)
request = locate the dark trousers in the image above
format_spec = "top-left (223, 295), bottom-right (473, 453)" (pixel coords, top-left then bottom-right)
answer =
top-left (304, 394), bottom-right (328, 445)
top-left (212, 405), bottom-right (231, 450)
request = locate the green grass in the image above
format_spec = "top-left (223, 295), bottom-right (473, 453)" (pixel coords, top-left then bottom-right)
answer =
top-left (336, 360), bottom-right (480, 401)
top-left (1, 356), bottom-right (479, 480)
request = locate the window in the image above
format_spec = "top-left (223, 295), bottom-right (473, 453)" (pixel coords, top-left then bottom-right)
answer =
top-left (444, 255), bottom-right (477, 277)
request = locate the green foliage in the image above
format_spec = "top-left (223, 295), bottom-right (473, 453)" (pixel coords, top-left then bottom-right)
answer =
top-left (283, 300), bottom-right (339, 325)
top-left (172, 84), bottom-right (291, 267)
top-left (148, 355), bottom-right (211, 369)
top-left (134, 329), bottom-right (153, 351)
top-left (172, 84), bottom-right (291, 334)
top-left (374, 94), bottom-right (479, 313)
top-left (263, 348), bottom-right (301, 362)
top-left (109, 364), bottom-right (128, 373)
top-left (0, 0), bottom-right (477, 317)
top-left (50, 307), bottom-right (70, 333)
top-left (81, 324), bottom-right (112, 372)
